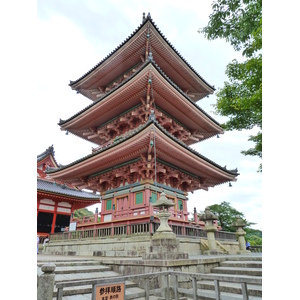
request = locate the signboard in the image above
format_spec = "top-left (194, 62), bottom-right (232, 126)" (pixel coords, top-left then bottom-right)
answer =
top-left (69, 222), bottom-right (77, 232)
top-left (92, 281), bottom-right (125, 300)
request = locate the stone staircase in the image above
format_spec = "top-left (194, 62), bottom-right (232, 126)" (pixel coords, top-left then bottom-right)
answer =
top-left (190, 256), bottom-right (262, 299)
top-left (37, 259), bottom-right (154, 300)
top-left (38, 255), bottom-right (262, 300)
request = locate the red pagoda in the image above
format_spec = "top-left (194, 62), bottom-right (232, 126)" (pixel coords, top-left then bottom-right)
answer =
top-left (37, 145), bottom-right (100, 238)
top-left (46, 13), bottom-right (238, 231)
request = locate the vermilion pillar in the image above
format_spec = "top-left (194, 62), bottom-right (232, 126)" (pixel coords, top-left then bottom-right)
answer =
top-left (51, 202), bottom-right (58, 233)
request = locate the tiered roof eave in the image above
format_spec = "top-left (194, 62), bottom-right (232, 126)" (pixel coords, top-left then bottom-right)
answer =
top-left (47, 120), bottom-right (239, 193)
top-left (69, 13), bottom-right (215, 102)
top-left (59, 60), bottom-right (223, 146)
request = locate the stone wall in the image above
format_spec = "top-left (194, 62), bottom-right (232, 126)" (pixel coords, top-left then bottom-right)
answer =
top-left (45, 235), bottom-right (239, 257)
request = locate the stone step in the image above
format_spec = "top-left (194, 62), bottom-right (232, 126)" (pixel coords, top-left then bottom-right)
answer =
top-left (220, 260), bottom-right (262, 268)
top-left (197, 280), bottom-right (262, 297)
top-left (38, 260), bottom-right (102, 268)
top-left (211, 266), bottom-right (262, 277)
top-left (54, 270), bottom-right (121, 283)
top-left (227, 255), bottom-right (262, 262)
top-left (53, 264), bottom-right (111, 274)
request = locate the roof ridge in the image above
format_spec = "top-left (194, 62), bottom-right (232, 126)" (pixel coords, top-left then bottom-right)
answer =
top-left (60, 60), bottom-right (220, 127)
top-left (69, 14), bottom-right (214, 92)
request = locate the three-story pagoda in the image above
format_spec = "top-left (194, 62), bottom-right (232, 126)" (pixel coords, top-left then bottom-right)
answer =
top-left (47, 13), bottom-right (238, 227)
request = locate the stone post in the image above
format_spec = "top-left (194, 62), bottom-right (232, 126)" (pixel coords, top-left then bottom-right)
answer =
top-left (232, 218), bottom-right (250, 254)
top-left (200, 207), bottom-right (221, 255)
top-left (194, 207), bottom-right (198, 224)
top-left (37, 263), bottom-right (56, 300)
top-left (94, 207), bottom-right (98, 222)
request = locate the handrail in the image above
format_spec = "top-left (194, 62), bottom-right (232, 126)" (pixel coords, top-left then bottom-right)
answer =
top-left (249, 245), bottom-right (262, 253)
top-left (56, 270), bottom-right (262, 300)
top-left (50, 222), bottom-right (237, 242)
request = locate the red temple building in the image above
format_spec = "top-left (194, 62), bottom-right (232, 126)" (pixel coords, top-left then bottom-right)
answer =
top-left (46, 13), bottom-right (238, 233)
top-left (37, 145), bottom-right (100, 238)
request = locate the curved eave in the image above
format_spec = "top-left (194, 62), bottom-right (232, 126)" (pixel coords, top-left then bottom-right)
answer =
top-left (59, 61), bottom-right (223, 143)
top-left (69, 16), bottom-right (214, 101)
top-left (37, 189), bottom-right (99, 204)
top-left (37, 145), bottom-right (59, 168)
top-left (47, 120), bottom-right (238, 184)
top-left (37, 179), bottom-right (99, 202)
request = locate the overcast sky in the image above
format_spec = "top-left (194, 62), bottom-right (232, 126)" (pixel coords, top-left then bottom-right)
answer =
top-left (36, 0), bottom-right (262, 230)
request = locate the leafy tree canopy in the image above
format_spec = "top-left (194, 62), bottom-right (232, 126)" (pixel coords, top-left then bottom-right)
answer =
top-left (200, 0), bottom-right (262, 171)
top-left (74, 208), bottom-right (94, 218)
top-left (201, 201), bottom-right (262, 245)
top-left (204, 201), bottom-right (255, 232)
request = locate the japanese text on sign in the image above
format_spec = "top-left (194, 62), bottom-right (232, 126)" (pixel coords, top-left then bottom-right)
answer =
top-left (94, 282), bottom-right (125, 300)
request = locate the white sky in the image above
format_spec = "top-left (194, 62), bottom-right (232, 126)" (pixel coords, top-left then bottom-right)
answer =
top-left (34, 0), bottom-right (263, 229)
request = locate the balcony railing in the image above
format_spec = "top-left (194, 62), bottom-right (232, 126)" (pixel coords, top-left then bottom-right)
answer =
top-left (50, 221), bottom-right (236, 242)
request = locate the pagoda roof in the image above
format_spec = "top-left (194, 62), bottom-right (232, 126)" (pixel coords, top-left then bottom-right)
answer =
top-left (59, 60), bottom-right (223, 145)
top-left (37, 145), bottom-right (59, 168)
top-left (47, 119), bottom-right (238, 192)
top-left (37, 178), bottom-right (100, 201)
top-left (69, 13), bottom-right (215, 101)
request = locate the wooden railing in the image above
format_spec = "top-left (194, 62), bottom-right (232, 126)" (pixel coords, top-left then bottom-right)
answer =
top-left (55, 270), bottom-right (262, 300)
top-left (249, 245), bottom-right (262, 253)
top-left (50, 221), bottom-right (236, 242)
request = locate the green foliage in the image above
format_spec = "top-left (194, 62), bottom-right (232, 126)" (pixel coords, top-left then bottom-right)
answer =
top-left (200, 0), bottom-right (262, 171)
top-left (245, 228), bottom-right (262, 246)
top-left (202, 201), bottom-right (255, 232)
top-left (201, 0), bottom-right (262, 56)
top-left (74, 208), bottom-right (94, 218)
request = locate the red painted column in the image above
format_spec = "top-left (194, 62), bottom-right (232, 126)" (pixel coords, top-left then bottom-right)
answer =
top-left (144, 188), bottom-right (151, 215)
top-left (183, 200), bottom-right (188, 221)
top-left (129, 190), bottom-right (134, 217)
top-left (51, 202), bottom-right (58, 234)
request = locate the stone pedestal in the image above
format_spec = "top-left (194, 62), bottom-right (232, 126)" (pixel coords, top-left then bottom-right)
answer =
top-left (235, 228), bottom-right (250, 254)
top-left (200, 207), bottom-right (223, 255)
top-left (143, 238), bottom-right (188, 260)
top-left (233, 218), bottom-right (250, 254)
top-left (37, 263), bottom-right (56, 300)
top-left (145, 191), bottom-right (188, 260)
top-left (152, 212), bottom-right (175, 239)
top-left (203, 225), bottom-right (223, 255)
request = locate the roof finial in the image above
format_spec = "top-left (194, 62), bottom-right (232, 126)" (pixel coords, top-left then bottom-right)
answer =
top-left (148, 51), bottom-right (153, 61)
top-left (143, 12), bottom-right (146, 22)
top-left (147, 12), bottom-right (151, 19)
top-left (149, 110), bottom-right (155, 121)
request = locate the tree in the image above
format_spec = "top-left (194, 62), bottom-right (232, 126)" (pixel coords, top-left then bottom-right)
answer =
top-left (203, 201), bottom-right (255, 232)
top-left (74, 208), bottom-right (94, 218)
top-left (200, 0), bottom-right (262, 171)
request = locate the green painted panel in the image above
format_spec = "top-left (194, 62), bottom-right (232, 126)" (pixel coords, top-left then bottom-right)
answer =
top-left (106, 199), bottom-right (112, 210)
top-left (151, 192), bottom-right (157, 203)
top-left (135, 192), bottom-right (143, 205)
top-left (178, 200), bottom-right (183, 210)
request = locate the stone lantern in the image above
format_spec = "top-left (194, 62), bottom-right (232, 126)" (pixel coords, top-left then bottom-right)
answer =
top-left (143, 190), bottom-right (188, 260)
top-left (232, 217), bottom-right (250, 254)
top-left (151, 191), bottom-right (176, 239)
top-left (200, 206), bottom-right (220, 254)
